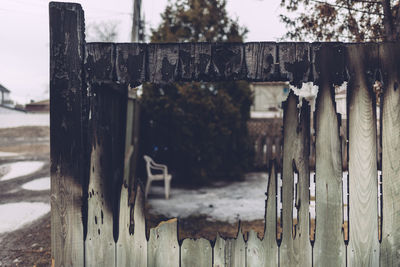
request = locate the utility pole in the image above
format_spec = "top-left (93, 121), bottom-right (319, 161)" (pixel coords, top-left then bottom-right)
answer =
top-left (131, 0), bottom-right (142, 42)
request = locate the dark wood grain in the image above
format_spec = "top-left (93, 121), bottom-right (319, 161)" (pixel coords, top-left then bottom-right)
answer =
top-left (85, 43), bottom-right (116, 84)
top-left (116, 43), bottom-right (146, 86)
top-left (49, 2), bottom-right (86, 266)
top-left (85, 83), bottom-right (127, 266)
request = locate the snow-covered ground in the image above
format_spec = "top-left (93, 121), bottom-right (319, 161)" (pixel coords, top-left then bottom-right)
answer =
top-left (0, 161), bottom-right (45, 181)
top-left (148, 173), bottom-right (268, 223)
top-left (0, 113), bottom-right (49, 128)
top-left (0, 152), bottom-right (19, 158)
top-left (0, 202), bottom-right (50, 234)
top-left (21, 177), bottom-right (50, 191)
top-left (148, 171), bottom-right (379, 223)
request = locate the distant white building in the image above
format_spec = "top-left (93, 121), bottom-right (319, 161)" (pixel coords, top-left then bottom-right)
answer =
top-left (0, 84), bottom-right (12, 106)
top-left (250, 82), bottom-right (290, 118)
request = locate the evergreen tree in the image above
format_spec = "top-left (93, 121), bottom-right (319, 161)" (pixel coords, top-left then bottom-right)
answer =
top-left (139, 0), bottom-right (253, 185)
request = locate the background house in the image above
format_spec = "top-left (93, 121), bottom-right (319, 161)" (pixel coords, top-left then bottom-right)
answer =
top-left (25, 99), bottom-right (50, 113)
top-left (0, 84), bottom-right (12, 106)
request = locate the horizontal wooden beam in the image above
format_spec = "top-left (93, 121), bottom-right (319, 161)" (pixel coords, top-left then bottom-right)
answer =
top-left (84, 42), bottom-right (386, 86)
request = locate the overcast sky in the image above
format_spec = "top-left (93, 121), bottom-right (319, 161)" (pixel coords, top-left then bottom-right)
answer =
top-left (0, 0), bottom-right (286, 104)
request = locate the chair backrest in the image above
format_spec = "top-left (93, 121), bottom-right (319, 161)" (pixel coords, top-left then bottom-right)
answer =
top-left (143, 155), bottom-right (154, 176)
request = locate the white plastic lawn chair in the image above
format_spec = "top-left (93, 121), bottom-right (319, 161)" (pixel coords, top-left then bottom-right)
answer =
top-left (144, 155), bottom-right (172, 199)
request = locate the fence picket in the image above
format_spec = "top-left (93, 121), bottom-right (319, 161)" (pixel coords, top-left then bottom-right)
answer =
top-left (116, 89), bottom-right (137, 267)
top-left (213, 228), bottom-right (246, 267)
top-left (264, 162), bottom-right (279, 267)
top-left (380, 43), bottom-right (400, 267)
top-left (313, 45), bottom-right (346, 266)
top-left (246, 230), bottom-right (265, 267)
top-left (147, 218), bottom-right (180, 267)
top-left (131, 186), bottom-right (147, 266)
top-left (86, 83), bottom-right (127, 266)
top-left (346, 44), bottom-right (379, 266)
top-left (280, 92), bottom-right (312, 266)
top-left (181, 238), bottom-right (212, 267)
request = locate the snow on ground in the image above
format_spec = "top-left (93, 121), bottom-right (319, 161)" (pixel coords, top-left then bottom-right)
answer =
top-left (148, 173), bottom-right (269, 223)
top-left (148, 171), bottom-right (374, 223)
top-left (0, 202), bottom-right (50, 234)
top-left (0, 113), bottom-right (49, 128)
top-left (0, 152), bottom-right (19, 158)
top-left (0, 161), bottom-right (44, 181)
top-left (21, 177), bottom-right (50, 191)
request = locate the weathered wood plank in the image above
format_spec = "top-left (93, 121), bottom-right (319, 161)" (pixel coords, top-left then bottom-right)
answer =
top-left (180, 238), bottom-right (212, 267)
top-left (279, 43), bottom-right (312, 86)
top-left (116, 44), bottom-right (146, 86)
top-left (280, 92), bottom-right (312, 266)
top-left (86, 43), bottom-right (116, 84)
top-left (312, 43), bottom-right (346, 86)
top-left (247, 162), bottom-right (278, 267)
top-left (83, 42), bottom-right (386, 85)
top-left (49, 2), bottom-right (86, 266)
top-left (84, 84), bottom-right (115, 267)
top-left (116, 182), bottom-right (132, 267)
top-left (214, 228), bottom-right (246, 267)
top-left (213, 235), bottom-right (226, 267)
top-left (147, 218), bottom-right (180, 267)
top-left (346, 44), bottom-right (379, 266)
top-left (85, 83), bottom-right (127, 266)
top-left (379, 42), bottom-right (400, 267)
top-left (212, 43), bottom-right (245, 80)
top-left (313, 45), bottom-right (346, 267)
top-left (280, 43), bottom-right (312, 87)
top-left (245, 42), bottom-right (277, 81)
top-left (264, 162), bottom-right (278, 267)
top-left (178, 43), bottom-right (212, 81)
top-left (246, 231), bottom-right (266, 267)
top-left (131, 186), bottom-right (147, 267)
top-left (116, 90), bottom-right (136, 267)
top-left (147, 43), bottom-right (179, 83)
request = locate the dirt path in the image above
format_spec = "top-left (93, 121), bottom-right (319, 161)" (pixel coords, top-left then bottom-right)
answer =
top-left (0, 126), bottom-right (51, 267)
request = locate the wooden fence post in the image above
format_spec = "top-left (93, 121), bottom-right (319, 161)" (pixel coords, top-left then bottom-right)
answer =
top-left (49, 2), bottom-right (86, 266)
top-left (346, 44), bottom-right (379, 266)
top-left (313, 45), bottom-right (346, 267)
top-left (280, 92), bottom-right (312, 266)
top-left (380, 43), bottom-right (400, 267)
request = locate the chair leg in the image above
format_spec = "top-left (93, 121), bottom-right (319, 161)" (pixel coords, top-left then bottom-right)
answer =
top-left (145, 178), bottom-right (152, 199)
top-left (164, 178), bottom-right (171, 199)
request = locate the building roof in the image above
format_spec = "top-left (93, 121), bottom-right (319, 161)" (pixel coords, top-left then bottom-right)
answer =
top-left (26, 99), bottom-right (49, 106)
top-left (0, 84), bottom-right (10, 93)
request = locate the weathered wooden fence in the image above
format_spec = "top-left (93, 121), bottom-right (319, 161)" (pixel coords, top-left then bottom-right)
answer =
top-left (50, 2), bottom-right (400, 266)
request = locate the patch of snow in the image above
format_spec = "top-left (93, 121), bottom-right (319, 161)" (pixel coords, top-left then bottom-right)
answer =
top-left (0, 202), bottom-right (50, 234)
top-left (149, 171), bottom-right (356, 223)
top-left (0, 161), bottom-right (44, 181)
top-left (21, 177), bottom-right (50, 191)
top-left (147, 173), bottom-right (268, 223)
top-left (0, 106), bottom-right (24, 114)
top-left (0, 113), bottom-right (49, 128)
top-left (0, 151), bottom-right (19, 157)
